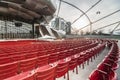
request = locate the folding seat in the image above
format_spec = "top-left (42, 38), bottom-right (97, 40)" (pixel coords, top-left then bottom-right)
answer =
top-left (84, 50), bottom-right (91, 65)
top-left (4, 71), bottom-right (35, 80)
top-left (25, 52), bottom-right (38, 59)
top-left (107, 55), bottom-right (118, 61)
top-left (37, 55), bottom-right (49, 67)
top-left (0, 62), bottom-right (18, 80)
top-left (97, 63), bottom-right (117, 80)
top-left (102, 58), bottom-right (119, 70)
top-left (0, 57), bottom-right (12, 64)
top-left (69, 54), bottom-right (79, 74)
top-left (0, 53), bottom-right (8, 57)
top-left (56, 58), bottom-right (71, 80)
top-left (78, 54), bottom-right (85, 68)
top-left (35, 63), bottom-right (57, 80)
top-left (66, 49), bottom-right (73, 57)
top-left (37, 50), bottom-right (47, 56)
top-left (97, 63), bottom-right (111, 73)
top-left (58, 51), bottom-right (67, 60)
top-left (89, 69), bottom-right (108, 80)
top-left (108, 70), bottom-right (117, 80)
top-left (49, 53), bottom-right (59, 63)
top-left (12, 54), bottom-right (25, 61)
top-left (19, 57), bottom-right (37, 73)
top-left (105, 56), bottom-right (118, 63)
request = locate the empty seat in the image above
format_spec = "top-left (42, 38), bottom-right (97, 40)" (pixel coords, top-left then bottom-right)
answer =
top-left (12, 54), bottom-right (25, 61)
top-left (109, 70), bottom-right (117, 80)
top-left (97, 63), bottom-right (111, 73)
top-left (25, 52), bottom-right (38, 59)
top-left (0, 62), bottom-right (18, 79)
top-left (102, 58), bottom-right (119, 70)
top-left (97, 63), bottom-right (117, 80)
top-left (69, 54), bottom-right (79, 74)
top-left (37, 55), bottom-right (49, 67)
top-left (4, 71), bottom-right (35, 80)
top-left (49, 53), bottom-right (59, 63)
top-left (19, 58), bottom-right (37, 73)
top-left (0, 57), bottom-right (12, 64)
top-left (35, 63), bottom-right (57, 80)
top-left (56, 58), bottom-right (71, 80)
top-left (89, 69), bottom-right (108, 80)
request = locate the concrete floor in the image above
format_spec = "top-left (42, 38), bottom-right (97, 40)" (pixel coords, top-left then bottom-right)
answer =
top-left (116, 40), bottom-right (120, 80)
top-left (56, 47), bottom-right (109, 80)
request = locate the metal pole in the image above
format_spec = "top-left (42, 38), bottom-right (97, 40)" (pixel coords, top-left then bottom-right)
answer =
top-left (78, 9), bottom-right (120, 31)
top-left (72, 0), bottom-right (102, 25)
top-left (60, 0), bottom-right (92, 34)
top-left (110, 22), bottom-right (120, 35)
top-left (5, 20), bottom-right (7, 39)
top-left (93, 21), bottom-right (120, 31)
top-left (32, 22), bottom-right (34, 38)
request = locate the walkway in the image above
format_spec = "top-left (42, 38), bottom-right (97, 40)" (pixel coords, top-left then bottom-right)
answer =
top-left (116, 40), bottom-right (120, 80)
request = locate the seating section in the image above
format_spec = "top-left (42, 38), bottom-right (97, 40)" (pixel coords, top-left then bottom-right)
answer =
top-left (0, 39), bottom-right (119, 80)
top-left (89, 42), bottom-right (119, 80)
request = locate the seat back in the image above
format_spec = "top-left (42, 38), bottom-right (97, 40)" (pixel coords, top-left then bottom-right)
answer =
top-left (69, 56), bottom-right (78, 70)
top-left (89, 69), bottom-right (107, 80)
top-left (49, 53), bottom-right (58, 63)
top-left (0, 62), bottom-right (18, 79)
top-left (56, 58), bottom-right (70, 78)
top-left (36, 64), bottom-right (57, 80)
top-left (37, 55), bottom-right (49, 67)
top-left (19, 58), bottom-right (37, 72)
top-left (97, 63), bottom-right (111, 73)
top-left (0, 57), bottom-right (12, 64)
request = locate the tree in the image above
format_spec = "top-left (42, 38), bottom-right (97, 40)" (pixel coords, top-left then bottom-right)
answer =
top-left (86, 32), bottom-right (90, 35)
top-left (98, 30), bottom-right (103, 35)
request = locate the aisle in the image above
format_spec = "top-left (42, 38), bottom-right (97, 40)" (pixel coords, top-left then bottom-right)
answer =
top-left (116, 40), bottom-right (120, 80)
top-left (56, 47), bottom-right (109, 80)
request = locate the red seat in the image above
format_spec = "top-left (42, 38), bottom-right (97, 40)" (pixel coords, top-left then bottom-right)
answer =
top-left (12, 54), bottom-right (25, 61)
top-left (0, 62), bottom-right (18, 79)
top-left (65, 49), bottom-right (73, 57)
top-left (56, 58), bottom-right (71, 80)
top-left (25, 52), bottom-right (38, 59)
top-left (78, 52), bottom-right (86, 68)
top-left (97, 63), bottom-right (117, 80)
top-left (103, 58), bottom-right (119, 70)
top-left (89, 69), bottom-right (108, 80)
top-left (4, 71), bottom-right (35, 80)
top-left (37, 55), bottom-right (49, 67)
top-left (35, 63), bottom-right (57, 80)
top-left (49, 53), bottom-right (59, 63)
top-left (0, 57), bottom-right (12, 64)
top-left (19, 58), bottom-right (37, 73)
top-left (109, 70), bottom-right (117, 80)
top-left (37, 51), bottom-right (47, 56)
top-left (97, 63), bottom-right (112, 73)
top-left (69, 54), bottom-right (79, 74)
top-left (112, 62), bottom-right (119, 70)
top-left (58, 51), bottom-right (67, 60)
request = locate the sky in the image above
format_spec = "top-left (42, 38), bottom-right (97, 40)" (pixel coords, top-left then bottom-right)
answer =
top-left (51, 0), bottom-right (120, 34)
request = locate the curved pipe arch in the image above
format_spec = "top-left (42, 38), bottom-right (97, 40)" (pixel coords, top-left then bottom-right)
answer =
top-left (58, 0), bottom-right (92, 33)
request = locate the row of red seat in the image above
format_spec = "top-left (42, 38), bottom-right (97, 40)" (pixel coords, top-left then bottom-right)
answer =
top-left (0, 39), bottom-right (96, 65)
top-left (0, 44), bottom-right (99, 79)
top-left (89, 42), bottom-right (119, 80)
top-left (0, 39), bottom-right (107, 80)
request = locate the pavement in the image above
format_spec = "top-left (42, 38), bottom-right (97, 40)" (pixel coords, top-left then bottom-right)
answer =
top-left (116, 40), bottom-right (120, 80)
